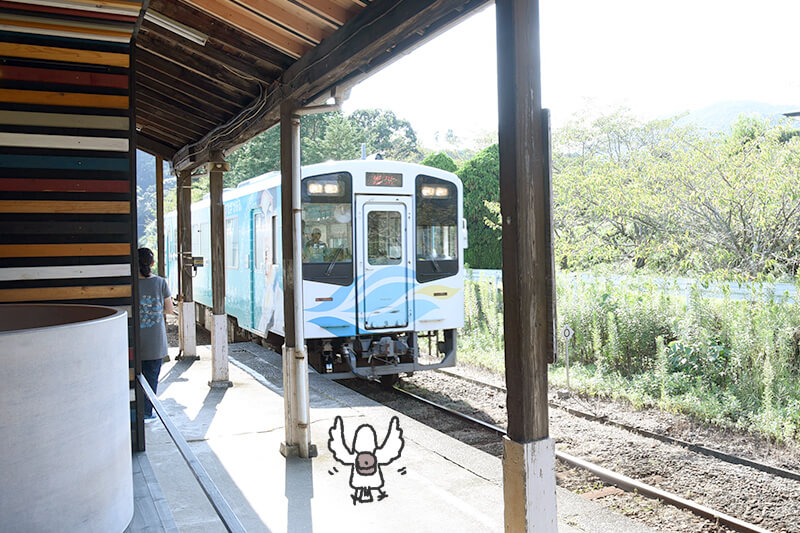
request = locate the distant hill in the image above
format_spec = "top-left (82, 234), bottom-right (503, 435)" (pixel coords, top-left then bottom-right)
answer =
top-left (674, 101), bottom-right (800, 132)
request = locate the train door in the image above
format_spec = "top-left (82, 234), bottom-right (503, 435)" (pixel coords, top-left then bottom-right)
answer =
top-left (250, 210), bottom-right (266, 329)
top-left (356, 195), bottom-right (413, 330)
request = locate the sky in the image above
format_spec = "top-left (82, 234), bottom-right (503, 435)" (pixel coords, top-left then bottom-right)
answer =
top-left (342, 1), bottom-right (800, 148)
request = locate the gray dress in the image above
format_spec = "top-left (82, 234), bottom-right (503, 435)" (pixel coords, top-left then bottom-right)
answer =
top-left (138, 276), bottom-right (171, 361)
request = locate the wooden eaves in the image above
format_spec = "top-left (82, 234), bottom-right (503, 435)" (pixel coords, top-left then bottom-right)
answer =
top-left (132, 0), bottom-right (492, 170)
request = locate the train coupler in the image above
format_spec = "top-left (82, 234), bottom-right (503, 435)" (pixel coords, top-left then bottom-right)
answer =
top-left (322, 341), bottom-right (335, 373)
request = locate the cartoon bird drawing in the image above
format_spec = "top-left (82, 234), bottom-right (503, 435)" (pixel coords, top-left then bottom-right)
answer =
top-left (328, 415), bottom-right (405, 504)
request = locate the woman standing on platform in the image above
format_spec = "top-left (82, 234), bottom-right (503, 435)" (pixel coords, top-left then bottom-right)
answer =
top-left (137, 247), bottom-right (173, 421)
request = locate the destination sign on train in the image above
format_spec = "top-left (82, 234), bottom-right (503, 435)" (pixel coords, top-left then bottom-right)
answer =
top-left (366, 172), bottom-right (403, 187)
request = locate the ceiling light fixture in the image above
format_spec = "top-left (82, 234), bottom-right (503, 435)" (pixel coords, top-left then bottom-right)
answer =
top-left (144, 10), bottom-right (208, 46)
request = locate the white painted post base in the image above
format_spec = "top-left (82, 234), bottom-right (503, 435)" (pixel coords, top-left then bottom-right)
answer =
top-left (280, 345), bottom-right (297, 457)
top-left (178, 301), bottom-right (198, 360)
top-left (209, 314), bottom-right (232, 388)
top-left (279, 345), bottom-right (317, 458)
top-left (294, 345), bottom-right (314, 458)
top-left (503, 436), bottom-right (558, 533)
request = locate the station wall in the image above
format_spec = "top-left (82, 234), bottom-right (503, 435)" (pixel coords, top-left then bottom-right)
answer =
top-left (0, 1), bottom-right (145, 449)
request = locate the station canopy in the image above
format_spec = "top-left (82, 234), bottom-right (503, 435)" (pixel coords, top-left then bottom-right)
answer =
top-left (134, 0), bottom-right (491, 171)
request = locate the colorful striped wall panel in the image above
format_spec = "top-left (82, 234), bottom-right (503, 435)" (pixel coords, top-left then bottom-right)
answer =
top-left (0, 0), bottom-right (144, 449)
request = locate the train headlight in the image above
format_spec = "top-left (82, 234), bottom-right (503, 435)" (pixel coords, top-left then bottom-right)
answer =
top-left (421, 185), bottom-right (451, 198)
top-left (307, 180), bottom-right (342, 196)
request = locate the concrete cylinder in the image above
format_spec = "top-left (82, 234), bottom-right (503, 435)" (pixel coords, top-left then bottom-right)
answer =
top-left (0, 304), bottom-right (133, 532)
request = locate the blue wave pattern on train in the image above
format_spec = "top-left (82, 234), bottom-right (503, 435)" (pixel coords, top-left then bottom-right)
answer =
top-left (165, 160), bottom-right (466, 380)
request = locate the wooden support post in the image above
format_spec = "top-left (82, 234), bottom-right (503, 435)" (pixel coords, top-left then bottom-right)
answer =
top-left (209, 155), bottom-right (232, 388)
top-left (156, 156), bottom-right (165, 277)
top-left (177, 169), bottom-right (197, 360)
top-left (279, 100), bottom-right (316, 459)
top-left (496, 0), bottom-right (558, 531)
top-left (176, 168), bottom-right (184, 352)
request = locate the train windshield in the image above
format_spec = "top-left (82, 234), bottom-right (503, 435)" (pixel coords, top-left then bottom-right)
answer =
top-left (301, 172), bottom-right (353, 286)
top-left (416, 175), bottom-right (458, 282)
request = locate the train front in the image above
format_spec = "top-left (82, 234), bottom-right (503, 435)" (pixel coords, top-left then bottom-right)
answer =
top-left (300, 161), bottom-right (466, 383)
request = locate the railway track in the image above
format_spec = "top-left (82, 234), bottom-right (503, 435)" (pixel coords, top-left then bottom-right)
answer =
top-left (344, 370), bottom-right (800, 533)
top-left (436, 369), bottom-right (800, 484)
top-left (393, 385), bottom-right (771, 533)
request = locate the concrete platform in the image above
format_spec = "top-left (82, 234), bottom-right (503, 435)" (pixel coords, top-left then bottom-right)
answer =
top-left (142, 342), bottom-right (657, 533)
top-left (126, 452), bottom-right (178, 533)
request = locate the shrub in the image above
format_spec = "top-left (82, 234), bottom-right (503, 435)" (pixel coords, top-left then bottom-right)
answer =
top-left (459, 272), bottom-right (800, 441)
top-left (421, 151), bottom-right (458, 172)
top-left (457, 145), bottom-right (501, 269)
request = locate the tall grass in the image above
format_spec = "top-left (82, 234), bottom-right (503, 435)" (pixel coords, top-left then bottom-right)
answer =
top-left (460, 277), bottom-right (505, 372)
top-left (458, 275), bottom-right (800, 441)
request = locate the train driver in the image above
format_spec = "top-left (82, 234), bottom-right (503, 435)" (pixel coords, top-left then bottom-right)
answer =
top-left (304, 227), bottom-right (328, 262)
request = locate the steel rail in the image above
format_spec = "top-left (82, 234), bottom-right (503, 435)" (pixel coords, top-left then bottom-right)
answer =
top-left (555, 402), bottom-right (800, 482)
top-left (437, 368), bottom-right (800, 483)
top-left (555, 451), bottom-right (773, 533)
top-left (138, 374), bottom-right (246, 533)
top-left (393, 385), bottom-right (774, 533)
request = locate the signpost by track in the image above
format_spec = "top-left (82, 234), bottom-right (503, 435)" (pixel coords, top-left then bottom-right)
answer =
top-left (562, 324), bottom-right (574, 395)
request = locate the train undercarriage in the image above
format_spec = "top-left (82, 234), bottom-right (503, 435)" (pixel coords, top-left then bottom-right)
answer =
top-left (195, 302), bottom-right (456, 384)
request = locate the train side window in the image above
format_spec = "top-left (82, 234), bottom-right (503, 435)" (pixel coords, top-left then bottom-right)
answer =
top-left (416, 175), bottom-right (458, 283)
top-left (225, 217), bottom-right (239, 269)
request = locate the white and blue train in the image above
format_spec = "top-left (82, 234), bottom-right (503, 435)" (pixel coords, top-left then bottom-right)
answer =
top-left (165, 160), bottom-right (467, 382)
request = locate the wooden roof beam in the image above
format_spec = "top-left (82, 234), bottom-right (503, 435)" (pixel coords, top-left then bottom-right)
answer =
top-left (5, 0), bottom-right (143, 18)
top-left (136, 70), bottom-right (237, 117)
top-left (271, 0), bottom-right (338, 30)
top-left (181, 0), bottom-right (312, 59)
top-left (136, 58), bottom-right (245, 111)
top-left (135, 92), bottom-right (221, 132)
top-left (148, 0), bottom-right (294, 70)
top-left (292, 0), bottom-right (358, 25)
top-left (137, 119), bottom-right (192, 147)
top-left (135, 103), bottom-right (220, 139)
top-left (136, 39), bottom-right (258, 99)
top-left (236, 0), bottom-right (333, 43)
top-left (137, 112), bottom-right (197, 145)
top-left (136, 109), bottom-right (208, 141)
top-left (136, 131), bottom-right (178, 159)
top-left (139, 23), bottom-right (282, 83)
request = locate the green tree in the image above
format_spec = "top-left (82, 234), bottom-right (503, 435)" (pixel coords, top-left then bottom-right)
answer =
top-left (548, 110), bottom-right (683, 270)
top-left (224, 114), bottom-right (333, 187)
top-left (222, 109), bottom-right (422, 193)
top-left (225, 127), bottom-right (280, 187)
top-left (137, 184), bottom-right (156, 245)
top-left (664, 117), bottom-right (800, 275)
top-left (549, 110), bottom-right (800, 276)
top-left (348, 108), bottom-right (420, 161)
top-left (478, 109), bottom-right (800, 277)
top-left (302, 113), bottom-right (362, 163)
top-left (457, 144), bottom-right (501, 269)
top-left (421, 151), bottom-right (457, 172)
